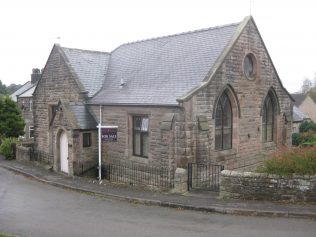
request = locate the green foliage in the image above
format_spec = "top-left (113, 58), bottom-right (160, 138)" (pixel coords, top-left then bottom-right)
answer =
top-left (0, 137), bottom-right (17, 159)
top-left (292, 130), bottom-right (316, 146)
top-left (0, 96), bottom-right (25, 138)
top-left (292, 133), bottom-right (301, 146)
top-left (0, 80), bottom-right (7, 96)
top-left (299, 120), bottom-right (316, 133)
top-left (6, 83), bottom-right (22, 94)
top-left (257, 147), bottom-right (316, 176)
top-left (0, 80), bottom-right (22, 96)
top-left (292, 121), bottom-right (316, 146)
top-left (0, 234), bottom-right (18, 237)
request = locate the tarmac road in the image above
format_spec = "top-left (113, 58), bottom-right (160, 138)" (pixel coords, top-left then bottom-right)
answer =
top-left (0, 167), bottom-right (315, 237)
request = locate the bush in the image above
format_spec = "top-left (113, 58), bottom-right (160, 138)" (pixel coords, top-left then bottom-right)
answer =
top-left (257, 146), bottom-right (316, 176)
top-left (0, 137), bottom-right (17, 160)
top-left (292, 130), bottom-right (316, 146)
top-left (299, 120), bottom-right (316, 133)
top-left (292, 133), bottom-right (301, 146)
top-left (0, 96), bottom-right (25, 138)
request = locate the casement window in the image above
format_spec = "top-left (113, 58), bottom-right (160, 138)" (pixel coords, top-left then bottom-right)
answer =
top-left (262, 92), bottom-right (275, 142)
top-left (133, 116), bottom-right (149, 158)
top-left (29, 126), bottom-right (34, 138)
top-left (29, 99), bottom-right (33, 112)
top-left (83, 133), bottom-right (91, 147)
top-left (215, 91), bottom-right (232, 150)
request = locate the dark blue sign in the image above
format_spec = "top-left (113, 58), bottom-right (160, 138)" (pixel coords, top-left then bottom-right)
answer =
top-left (101, 127), bottom-right (117, 142)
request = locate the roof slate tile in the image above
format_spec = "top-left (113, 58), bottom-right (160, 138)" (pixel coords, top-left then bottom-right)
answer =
top-left (90, 22), bottom-right (240, 105)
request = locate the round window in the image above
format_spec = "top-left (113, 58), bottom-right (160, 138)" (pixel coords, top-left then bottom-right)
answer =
top-left (243, 53), bottom-right (256, 79)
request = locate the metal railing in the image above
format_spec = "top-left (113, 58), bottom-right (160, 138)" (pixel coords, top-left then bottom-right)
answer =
top-left (30, 150), bottom-right (53, 165)
top-left (188, 163), bottom-right (224, 191)
top-left (103, 161), bottom-right (175, 188)
top-left (73, 160), bottom-right (98, 177)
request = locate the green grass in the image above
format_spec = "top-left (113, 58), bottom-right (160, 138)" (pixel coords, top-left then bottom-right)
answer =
top-left (0, 234), bottom-right (18, 237)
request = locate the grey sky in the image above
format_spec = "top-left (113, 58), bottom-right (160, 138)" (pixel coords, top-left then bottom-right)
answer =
top-left (0, 0), bottom-right (315, 93)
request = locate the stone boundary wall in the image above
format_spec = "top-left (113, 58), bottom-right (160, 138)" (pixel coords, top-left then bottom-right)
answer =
top-left (16, 145), bottom-right (32, 162)
top-left (220, 170), bottom-right (316, 202)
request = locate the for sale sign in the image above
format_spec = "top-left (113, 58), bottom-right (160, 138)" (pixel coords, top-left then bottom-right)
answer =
top-left (101, 127), bottom-right (117, 142)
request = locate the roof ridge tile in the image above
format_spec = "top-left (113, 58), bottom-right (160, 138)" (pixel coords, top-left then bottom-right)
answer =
top-left (113, 22), bottom-right (240, 52)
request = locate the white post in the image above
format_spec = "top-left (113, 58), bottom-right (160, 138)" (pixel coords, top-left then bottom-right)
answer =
top-left (98, 123), bottom-right (101, 181)
top-left (98, 105), bottom-right (102, 181)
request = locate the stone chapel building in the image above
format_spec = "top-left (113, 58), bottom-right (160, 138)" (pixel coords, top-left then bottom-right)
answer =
top-left (32, 16), bottom-right (293, 175)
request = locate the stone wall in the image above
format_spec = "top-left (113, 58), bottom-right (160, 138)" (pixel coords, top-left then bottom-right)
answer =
top-left (181, 19), bottom-right (292, 171)
top-left (220, 170), bottom-right (316, 202)
top-left (16, 145), bottom-right (32, 162)
top-left (33, 45), bottom-right (85, 155)
top-left (89, 105), bottom-right (182, 169)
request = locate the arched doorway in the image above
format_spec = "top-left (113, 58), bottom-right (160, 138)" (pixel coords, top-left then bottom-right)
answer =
top-left (60, 131), bottom-right (69, 173)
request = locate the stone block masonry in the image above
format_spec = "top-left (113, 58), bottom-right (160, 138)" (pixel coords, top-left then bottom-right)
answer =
top-left (16, 145), bottom-right (32, 162)
top-left (220, 170), bottom-right (316, 202)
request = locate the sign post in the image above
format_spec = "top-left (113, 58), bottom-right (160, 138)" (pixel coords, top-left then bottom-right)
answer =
top-left (97, 124), bottom-right (118, 181)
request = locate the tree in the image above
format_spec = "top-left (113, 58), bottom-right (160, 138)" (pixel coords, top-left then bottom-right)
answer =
top-left (0, 80), bottom-right (22, 96)
top-left (302, 78), bottom-right (313, 94)
top-left (6, 83), bottom-right (22, 94)
top-left (0, 96), bottom-right (25, 138)
top-left (0, 80), bottom-right (7, 96)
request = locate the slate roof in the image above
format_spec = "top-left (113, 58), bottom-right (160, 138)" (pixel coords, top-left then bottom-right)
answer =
top-left (291, 93), bottom-right (306, 107)
top-left (10, 81), bottom-right (33, 102)
top-left (62, 47), bottom-right (110, 97)
top-left (68, 103), bottom-right (97, 129)
top-left (90, 22), bottom-right (240, 105)
top-left (293, 105), bottom-right (310, 122)
top-left (18, 85), bottom-right (36, 98)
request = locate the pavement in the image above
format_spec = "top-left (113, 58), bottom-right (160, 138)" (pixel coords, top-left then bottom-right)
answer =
top-left (1, 156), bottom-right (316, 219)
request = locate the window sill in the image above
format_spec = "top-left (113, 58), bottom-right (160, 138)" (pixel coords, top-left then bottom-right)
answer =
top-left (129, 155), bottom-right (149, 164)
top-left (213, 148), bottom-right (237, 160)
top-left (262, 141), bottom-right (276, 149)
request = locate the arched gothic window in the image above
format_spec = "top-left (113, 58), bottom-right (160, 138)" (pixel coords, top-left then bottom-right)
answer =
top-left (262, 92), bottom-right (275, 142)
top-left (215, 91), bottom-right (232, 150)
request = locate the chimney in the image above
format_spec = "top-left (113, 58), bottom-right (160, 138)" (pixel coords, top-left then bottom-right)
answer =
top-left (31, 68), bottom-right (41, 84)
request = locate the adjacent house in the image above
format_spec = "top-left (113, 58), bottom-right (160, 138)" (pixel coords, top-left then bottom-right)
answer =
top-left (291, 93), bottom-right (316, 122)
top-left (292, 105), bottom-right (310, 133)
top-left (11, 68), bottom-right (41, 139)
top-left (32, 16), bottom-right (293, 176)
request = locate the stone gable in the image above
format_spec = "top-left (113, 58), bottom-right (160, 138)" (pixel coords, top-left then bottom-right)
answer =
top-left (181, 19), bottom-right (292, 170)
top-left (33, 45), bottom-right (86, 161)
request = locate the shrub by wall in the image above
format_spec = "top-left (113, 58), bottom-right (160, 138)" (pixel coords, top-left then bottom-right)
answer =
top-left (257, 146), bottom-right (316, 176)
top-left (0, 137), bottom-right (17, 159)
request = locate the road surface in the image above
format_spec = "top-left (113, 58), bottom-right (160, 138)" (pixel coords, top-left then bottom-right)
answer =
top-left (0, 167), bottom-right (315, 237)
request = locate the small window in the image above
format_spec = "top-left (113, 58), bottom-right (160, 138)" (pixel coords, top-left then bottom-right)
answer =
top-left (133, 116), bottom-right (149, 158)
top-left (243, 53), bottom-right (256, 79)
top-left (29, 126), bottom-right (34, 138)
top-left (21, 101), bottom-right (25, 111)
top-left (52, 105), bottom-right (58, 118)
top-left (83, 133), bottom-right (91, 147)
top-left (29, 99), bottom-right (33, 112)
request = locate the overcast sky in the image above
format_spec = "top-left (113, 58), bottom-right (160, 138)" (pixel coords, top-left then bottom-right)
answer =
top-left (0, 0), bottom-right (315, 93)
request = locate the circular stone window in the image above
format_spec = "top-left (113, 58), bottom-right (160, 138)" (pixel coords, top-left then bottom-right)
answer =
top-left (243, 53), bottom-right (257, 79)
